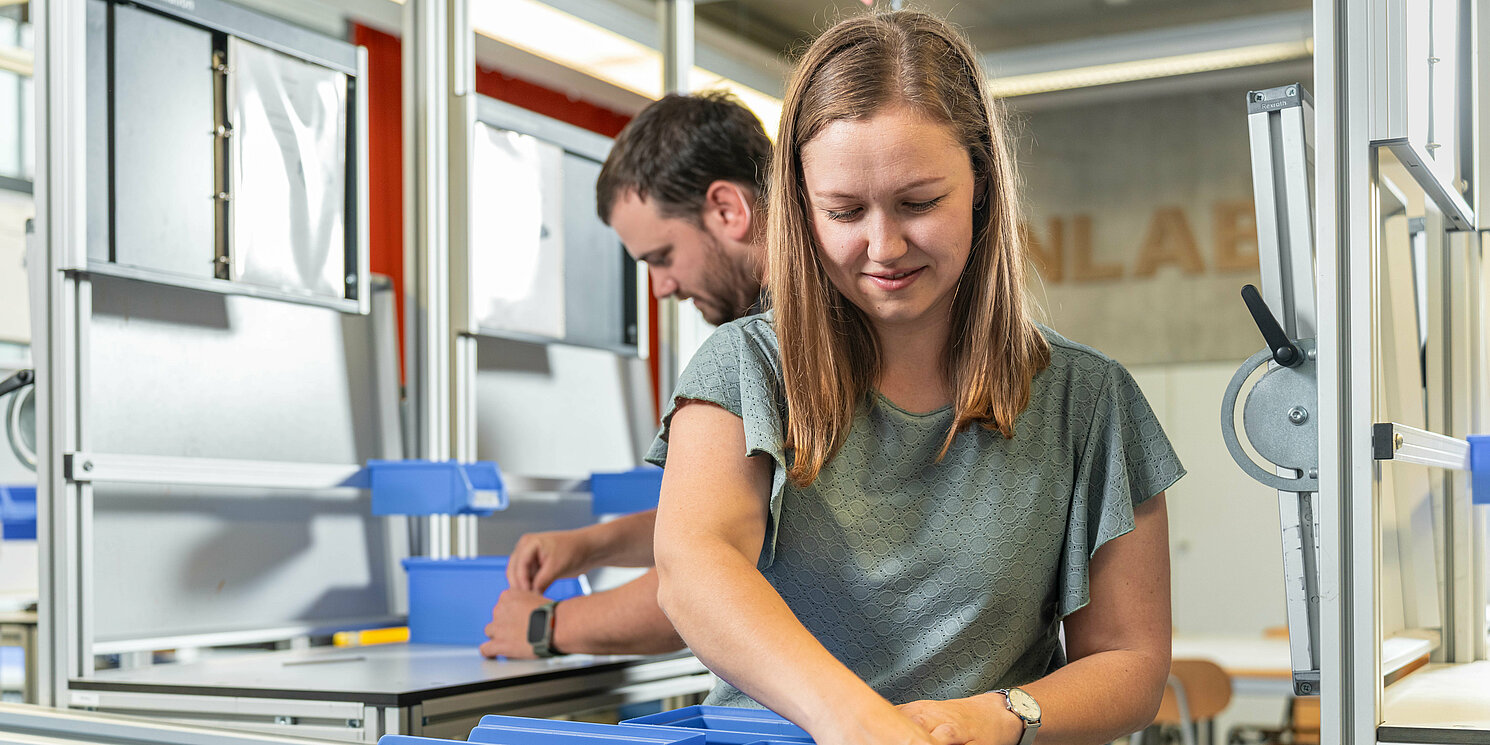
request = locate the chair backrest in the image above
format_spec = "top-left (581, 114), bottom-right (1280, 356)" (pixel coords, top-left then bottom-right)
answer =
top-left (1153, 659), bottom-right (1233, 724)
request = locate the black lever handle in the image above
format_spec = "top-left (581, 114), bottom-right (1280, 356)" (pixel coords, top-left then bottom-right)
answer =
top-left (0, 369), bottom-right (33, 399)
top-left (1241, 285), bottom-right (1303, 368)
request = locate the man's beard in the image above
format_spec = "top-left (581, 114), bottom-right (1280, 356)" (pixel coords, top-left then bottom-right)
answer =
top-left (695, 233), bottom-right (758, 325)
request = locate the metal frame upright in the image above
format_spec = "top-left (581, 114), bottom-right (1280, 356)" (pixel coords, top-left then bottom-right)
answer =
top-left (1315, 0), bottom-right (1488, 742)
top-left (33, 0), bottom-right (379, 710)
top-left (404, 0), bottom-right (456, 560)
top-left (653, 0), bottom-right (692, 408)
top-left (33, 0), bottom-right (89, 707)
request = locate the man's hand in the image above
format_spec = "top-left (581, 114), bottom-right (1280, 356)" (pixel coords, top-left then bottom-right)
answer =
top-left (507, 529), bottom-right (597, 592)
top-left (897, 694), bottom-right (1022, 745)
top-left (478, 588), bottom-right (550, 659)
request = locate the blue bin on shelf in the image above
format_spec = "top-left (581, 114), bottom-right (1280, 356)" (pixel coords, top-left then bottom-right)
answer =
top-left (0, 485), bottom-right (36, 541)
top-left (403, 556), bottom-right (586, 645)
top-left (366, 460), bottom-right (507, 517)
top-left (623, 706), bottom-right (813, 745)
top-left (470, 716), bottom-right (707, 745)
top-left (590, 467), bottom-right (663, 515)
top-left (1471, 435), bottom-right (1490, 505)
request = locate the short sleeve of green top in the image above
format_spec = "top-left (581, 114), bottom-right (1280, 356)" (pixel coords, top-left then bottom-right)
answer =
top-left (644, 313), bottom-right (1185, 708)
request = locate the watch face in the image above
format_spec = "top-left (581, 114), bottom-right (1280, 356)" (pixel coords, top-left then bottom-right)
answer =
top-left (1006, 688), bottom-right (1040, 720)
top-left (526, 606), bottom-right (550, 645)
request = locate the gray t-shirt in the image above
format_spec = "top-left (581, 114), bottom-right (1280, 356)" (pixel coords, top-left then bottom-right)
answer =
top-left (645, 313), bottom-right (1184, 707)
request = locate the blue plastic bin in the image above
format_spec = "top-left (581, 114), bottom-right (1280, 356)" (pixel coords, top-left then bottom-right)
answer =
top-left (1471, 435), bottom-right (1490, 505)
top-left (470, 716), bottom-right (706, 745)
top-left (590, 467), bottom-right (664, 515)
top-left (375, 707), bottom-right (812, 745)
top-left (403, 556), bottom-right (585, 646)
top-left (0, 485), bottom-right (36, 541)
top-left (622, 706), bottom-right (812, 745)
top-left (366, 460), bottom-right (507, 517)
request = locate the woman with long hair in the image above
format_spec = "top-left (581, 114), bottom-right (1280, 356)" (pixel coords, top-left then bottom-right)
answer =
top-left (647, 10), bottom-right (1184, 745)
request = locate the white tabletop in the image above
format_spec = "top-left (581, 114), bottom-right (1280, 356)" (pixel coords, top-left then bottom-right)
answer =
top-left (1381, 662), bottom-right (1490, 743)
top-left (1171, 634), bottom-right (1294, 696)
top-left (1171, 633), bottom-right (1435, 699)
top-left (75, 643), bottom-right (706, 706)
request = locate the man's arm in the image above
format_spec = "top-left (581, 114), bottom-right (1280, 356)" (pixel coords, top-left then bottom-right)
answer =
top-left (508, 509), bottom-right (660, 591)
top-left (480, 569), bottom-right (683, 658)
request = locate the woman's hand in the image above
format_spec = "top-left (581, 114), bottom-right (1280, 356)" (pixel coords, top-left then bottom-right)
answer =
top-left (897, 694), bottom-right (1022, 745)
top-left (819, 698), bottom-right (961, 745)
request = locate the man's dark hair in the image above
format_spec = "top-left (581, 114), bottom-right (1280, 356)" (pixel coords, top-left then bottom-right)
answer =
top-left (596, 91), bottom-right (771, 225)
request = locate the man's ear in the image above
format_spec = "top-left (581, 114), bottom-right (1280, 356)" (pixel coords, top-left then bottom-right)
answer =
top-left (702, 180), bottom-right (756, 242)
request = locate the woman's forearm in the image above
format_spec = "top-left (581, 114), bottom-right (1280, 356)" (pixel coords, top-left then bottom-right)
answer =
top-left (1016, 646), bottom-right (1169, 744)
top-left (1018, 494), bottom-right (1172, 744)
top-left (656, 539), bottom-right (895, 739)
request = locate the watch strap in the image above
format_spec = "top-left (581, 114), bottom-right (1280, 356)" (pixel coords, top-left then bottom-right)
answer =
top-left (529, 600), bottom-right (560, 658)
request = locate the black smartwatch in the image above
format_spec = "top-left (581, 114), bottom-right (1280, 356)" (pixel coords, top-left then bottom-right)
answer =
top-left (526, 600), bottom-right (561, 658)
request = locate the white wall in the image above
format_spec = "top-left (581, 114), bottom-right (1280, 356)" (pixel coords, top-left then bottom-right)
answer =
top-left (1129, 361), bottom-right (1287, 636)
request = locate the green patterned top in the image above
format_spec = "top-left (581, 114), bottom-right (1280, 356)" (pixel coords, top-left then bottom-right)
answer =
top-left (645, 313), bottom-right (1185, 707)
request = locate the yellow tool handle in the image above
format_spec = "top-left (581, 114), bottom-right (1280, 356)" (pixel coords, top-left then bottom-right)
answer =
top-left (333, 627), bottom-right (410, 647)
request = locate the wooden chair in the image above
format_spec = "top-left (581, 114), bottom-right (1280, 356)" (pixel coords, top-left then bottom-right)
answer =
top-left (1131, 659), bottom-right (1233, 745)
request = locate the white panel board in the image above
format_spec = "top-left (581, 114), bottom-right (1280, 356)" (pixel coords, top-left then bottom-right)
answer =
top-left (474, 337), bottom-right (653, 480)
top-left (86, 277), bottom-right (402, 642)
top-left (228, 37), bottom-right (348, 301)
top-left (0, 189), bottom-right (31, 345)
top-left (470, 124), bottom-right (566, 340)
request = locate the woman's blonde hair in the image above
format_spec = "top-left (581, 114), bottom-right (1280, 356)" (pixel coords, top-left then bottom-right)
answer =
top-left (770, 9), bottom-right (1050, 488)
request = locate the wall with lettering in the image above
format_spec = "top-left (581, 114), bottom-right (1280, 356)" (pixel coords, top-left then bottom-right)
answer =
top-left (1011, 85), bottom-right (1309, 645)
top-left (1015, 86), bottom-right (1286, 366)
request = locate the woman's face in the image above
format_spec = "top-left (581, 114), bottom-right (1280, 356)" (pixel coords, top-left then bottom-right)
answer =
top-left (800, 106), bottom-right (976, 336)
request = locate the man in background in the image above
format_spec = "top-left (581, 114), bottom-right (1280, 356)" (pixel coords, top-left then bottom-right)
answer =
top-left (480, 91), bottom-right (771, 659)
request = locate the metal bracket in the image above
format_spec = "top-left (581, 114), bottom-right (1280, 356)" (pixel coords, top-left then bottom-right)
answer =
top-left (1370, 422), bottom-right (1471, 470)
top-left (1221, 340), bottom-right (1320, 492)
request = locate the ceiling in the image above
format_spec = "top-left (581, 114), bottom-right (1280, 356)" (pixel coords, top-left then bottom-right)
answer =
top-left (694, 0), bottom-right (1310, 58)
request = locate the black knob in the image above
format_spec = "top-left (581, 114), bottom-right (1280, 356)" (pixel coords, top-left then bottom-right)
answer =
top-left (1241, 285), bottom-right (1304, 368)
top-left (0, 369), bottom-right (32, 399)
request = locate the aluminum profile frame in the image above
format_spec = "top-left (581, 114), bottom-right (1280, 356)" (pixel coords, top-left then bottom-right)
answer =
top-left (1315, 0), bottom-right (1378, 741)
top-left (1369, 0), bottom-right (1476, 231)
top-left (1320, 0), bottom-right (1487, 741)
top-left (1245, 82), bottom-right (1323, 696)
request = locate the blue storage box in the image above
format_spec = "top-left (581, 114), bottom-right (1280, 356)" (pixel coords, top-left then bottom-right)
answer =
top-left (471, 716), bottom-right (707, 745)
top-left (403, 556), bottom-right (585, 646)
top-left (590, 467), bottom-right (664, 515)
top-left (366, 460), bottom-right (507, 517)
top-left (1471, 435), bottom-right (1490, 505)
top-left (623, 706), bottom-right (812, 745)
top-left (0, 485), bottom-right (36, 541)
top-left (376, 707), bottom-right (812, 745)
